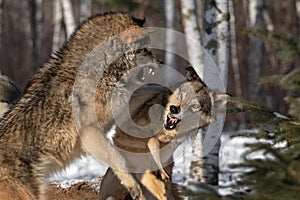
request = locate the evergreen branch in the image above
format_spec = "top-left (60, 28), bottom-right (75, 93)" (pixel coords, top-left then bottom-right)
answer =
top-left (246, 29), bottom-right (300, 64)
top-left (280, 68), bottom-right (300, 90)
top-left (226, 96), bottom-right (290, 120)
top-left (258, 74), bottom-right (283, 86)
top-left (180, 182), bottom-right (222, 200)
top-left (268, 181), bottom-right (300, 192)
top-left (259, 69), bottom-right (300, 91)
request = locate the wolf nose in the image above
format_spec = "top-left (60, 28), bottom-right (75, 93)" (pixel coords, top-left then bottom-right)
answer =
top-left (170, 105), bottom-right (180, 114)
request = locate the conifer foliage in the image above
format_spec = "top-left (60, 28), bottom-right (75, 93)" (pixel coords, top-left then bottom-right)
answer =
top-left (230, 31), bottom-right (300, 200)
top-left (181, 31), bottom-right (300, 200)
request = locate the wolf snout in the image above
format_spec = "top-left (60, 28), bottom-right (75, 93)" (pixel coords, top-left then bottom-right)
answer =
top-left (164, 112), bottom-right (181, 130)
top-left (170, 105), bottom-right (180, 114)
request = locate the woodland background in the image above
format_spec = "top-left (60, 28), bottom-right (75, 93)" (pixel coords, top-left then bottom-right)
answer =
top-left (0, 0), bottom-right (299, 197)
top-left (0, 0), bottom-right (298, 126)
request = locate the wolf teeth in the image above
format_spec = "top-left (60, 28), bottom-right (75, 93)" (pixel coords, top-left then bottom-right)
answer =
top-left (148, 67), bottom-right (155, 75)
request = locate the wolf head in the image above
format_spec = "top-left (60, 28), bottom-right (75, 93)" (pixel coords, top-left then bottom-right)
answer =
top-left (163, 67), bottom-right (213, 134)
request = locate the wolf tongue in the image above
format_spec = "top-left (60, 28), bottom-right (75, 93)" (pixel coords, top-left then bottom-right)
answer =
top-left (170, 118), bottom-right (176, 124)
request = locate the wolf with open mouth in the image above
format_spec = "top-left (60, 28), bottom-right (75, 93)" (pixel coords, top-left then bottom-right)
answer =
top-left (159, 66), bottom-right (213, 143)
top-left (99, 66), bottom-right (214, 200)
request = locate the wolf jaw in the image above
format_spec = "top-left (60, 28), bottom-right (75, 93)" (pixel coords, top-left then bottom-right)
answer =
top-left (164, 112), bottom-right (181, 130)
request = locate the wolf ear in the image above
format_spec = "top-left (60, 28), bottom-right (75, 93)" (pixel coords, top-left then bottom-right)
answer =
top-left (185, 66), bottom-right (201, 82)
top-left (132, 16), bottom-right (146, 27)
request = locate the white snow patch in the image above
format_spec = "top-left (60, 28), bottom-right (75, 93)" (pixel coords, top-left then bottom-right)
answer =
top-left (47, 127), bottom-right (117, 185)
top-left (48, 155), bottom-right (107, 184)
top-left (274, 112), bottom-right (289, 119)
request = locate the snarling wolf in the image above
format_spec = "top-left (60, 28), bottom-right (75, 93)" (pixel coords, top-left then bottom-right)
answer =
top-left (99, 67), bottom-right (213, 200)
top-left (0, 12), bottom-right (161, 200)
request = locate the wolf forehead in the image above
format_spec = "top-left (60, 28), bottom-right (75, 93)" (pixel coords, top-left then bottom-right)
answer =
top-left (174, 80), bottom-right (212, 115)
top-left (194, 85), bottom-right (212, 115)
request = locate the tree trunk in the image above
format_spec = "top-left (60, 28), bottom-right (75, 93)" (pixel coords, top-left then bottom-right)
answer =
top-left (297, 0), bottom-right (300, 33)
top-left (229, 0), bottom-right (245, 128)
top-left (229, 0), bottom-right (242, 97)
top-left (0, 0), bottom-right (2, 49)
top-left (190, 132), bottom-right (205, 182)
top-left (52, 0), bottom-right (76, 52)
top-left (203, 0), bottom-right (229, 186)
top-left (262, 8), bottom-right (277, 69)
top-left (60, 0), bottom-right (75, 37)
top-left (163, 0), bottom-right (177, 84)
top-left (22, 0), bottom-right (32, 53)
top-left (136, 0), bottom-right (145, 19)
top-left (29, 0), bottom-right (43, 69)
top-left (52, 0), bottom-right (63, 52)
top-left (179, 0), bottom-right (205, 182)
top-left (179, 0), bottom-right (204, 78)
top-left (215, 0), bottom-right (229, 88)
top-left (248, 0), bottom-right (264, 103)
top-left (80, 0), bottom-right (91, 22)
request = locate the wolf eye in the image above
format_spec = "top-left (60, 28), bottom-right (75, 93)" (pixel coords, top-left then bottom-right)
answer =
top-left (191, 104), bottom-right (200, 111)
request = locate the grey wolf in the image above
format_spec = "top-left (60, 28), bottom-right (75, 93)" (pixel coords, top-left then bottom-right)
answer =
top-left (99, 66), bottom-right (213, 200)
top-left (0, 12), bottom-right (161, 200)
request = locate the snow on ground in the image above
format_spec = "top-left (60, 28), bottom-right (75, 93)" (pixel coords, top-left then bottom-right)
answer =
top-left (48, 155), bottom-right (107, 188)
top-left (49, 129), bottom-right (261, 194)
top-left (219, 132), bottom-right (253, 194)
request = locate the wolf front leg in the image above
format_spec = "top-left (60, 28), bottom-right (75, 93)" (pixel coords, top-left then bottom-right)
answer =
top-left (136, 170), bottom-right (167, 200)
top-left (147, 137), bottom-right (170, 181)
top-left (0, 178), bottom-right (34, 200)
top-left (80, 124), bottom-right (145, 200)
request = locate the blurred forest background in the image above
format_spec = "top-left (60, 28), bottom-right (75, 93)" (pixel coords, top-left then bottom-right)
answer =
top-left (0, 0), bottom-right (298, 119)
top-left (0, 0), bottom-right (299, 129)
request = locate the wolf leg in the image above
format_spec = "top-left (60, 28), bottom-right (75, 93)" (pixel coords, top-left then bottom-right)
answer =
top-left (147, 137), bottom-right (169, 181)
top-left (0, 178), bottom-right (33, 200)
top-left (80, 124), bottom-right (144, 200)
top-left (136, 170), bottom-right (167, 200)
top-left (98, 168), bottom-right (129, 200)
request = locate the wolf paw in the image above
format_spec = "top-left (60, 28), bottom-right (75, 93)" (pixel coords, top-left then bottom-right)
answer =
top-left (129, 184), bottom-right (145, 200)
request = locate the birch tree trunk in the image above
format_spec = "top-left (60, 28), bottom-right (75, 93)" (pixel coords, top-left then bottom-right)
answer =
top-left (203, 0), bottom-right (229, 185)
top-left (60, 0), bottom-right (75, 37)
top-left (180, 0), bottom-right (204, 78)
top-left (52, 0), bottom-right (75, 52)
top-left (163, 0), bottom-right (177, 83)
top-left (80, 0), bottom-right (92, 22)
top-left (190, 132), bottom-right (205, 182)
top-left (248, 0), bottom-right (263, 103)
top-left (215, 0), bottom-right (229, 87)
top-left (180, 0), bottom-right (205, 182)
